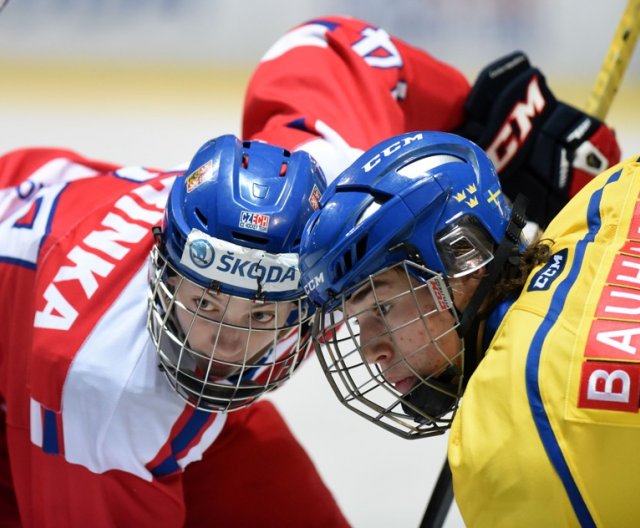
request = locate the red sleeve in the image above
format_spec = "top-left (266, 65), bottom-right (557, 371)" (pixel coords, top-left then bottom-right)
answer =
top-left (0, 148), bottom-right (120, 190)
top-left (242, 16), bottom-right (470, 180)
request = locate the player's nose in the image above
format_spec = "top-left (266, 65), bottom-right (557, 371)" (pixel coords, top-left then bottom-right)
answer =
top-left (358, 315), bottom-right (394, 366)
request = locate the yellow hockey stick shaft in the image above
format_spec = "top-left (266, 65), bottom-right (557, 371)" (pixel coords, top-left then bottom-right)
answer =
top-left (585, 0), bottom-right (640, 119)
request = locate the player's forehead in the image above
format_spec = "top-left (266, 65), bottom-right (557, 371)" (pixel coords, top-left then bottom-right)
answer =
top-left (346, 268), bottom-right (410, 310)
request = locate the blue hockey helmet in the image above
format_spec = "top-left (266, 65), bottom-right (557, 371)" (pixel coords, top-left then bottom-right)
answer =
top-left (148, 135), bottom-right (326, 412)
top-left (162, 134), bottom-right (325, 301)
top-left (300, 130), bottom-right (511, 307)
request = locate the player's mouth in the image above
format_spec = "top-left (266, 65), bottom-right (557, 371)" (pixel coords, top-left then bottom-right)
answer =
top-left (389, 376), bottom-right (417, 395)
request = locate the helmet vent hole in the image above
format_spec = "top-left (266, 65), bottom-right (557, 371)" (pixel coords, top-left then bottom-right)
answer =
top-left (334, 235), bottom-right (368, 280)
top-left (279, 162), bottom-right (288, 176)
top-left (231, 230), bottom-right (269, 246)
top-left (195, 208), bottom-right (208, 228)
top-left (242, 154), bottom-right (249, 169)
top-left (343, 248), bottom-right (353, 271)
top-left (356, 235), bottom-right (368, 260)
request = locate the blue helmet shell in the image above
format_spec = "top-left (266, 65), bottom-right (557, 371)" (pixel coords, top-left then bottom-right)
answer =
top-left (299, 131), bottom-right (511, 306)
top-left (161, 134), bottom-right (326, 301)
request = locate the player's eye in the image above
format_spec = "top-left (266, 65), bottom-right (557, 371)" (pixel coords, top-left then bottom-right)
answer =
top-left (252, 310), bottom-right (276, 325)
top-left (377, 302), bottom-right (392, 317)
top-left (194, 297), bottom-right (217, 312)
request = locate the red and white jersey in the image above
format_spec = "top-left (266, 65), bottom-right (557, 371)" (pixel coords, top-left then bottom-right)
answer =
top-left (243, 16), bottom-right (470, 182)
top-left (0, 149), bottom-right (348, 527)
top-left (0, 148), bottom-right (225, 522)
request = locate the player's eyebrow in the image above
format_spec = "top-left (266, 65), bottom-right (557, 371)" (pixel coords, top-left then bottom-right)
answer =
top-left (348, 277), bottom-right (394, 309)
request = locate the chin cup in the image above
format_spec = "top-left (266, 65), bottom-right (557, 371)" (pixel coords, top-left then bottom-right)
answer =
top-left (401, 366), bottom-right (459, 423)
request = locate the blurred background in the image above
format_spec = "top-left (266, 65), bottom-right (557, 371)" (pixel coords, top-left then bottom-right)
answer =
top-left (1, 1), bottom-right (638, 526)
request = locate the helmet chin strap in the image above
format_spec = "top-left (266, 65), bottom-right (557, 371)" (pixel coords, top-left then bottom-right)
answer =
top-left (401, 364), bottom-right (460, 424)
top-left (402, 194), bottom-right (528, 423)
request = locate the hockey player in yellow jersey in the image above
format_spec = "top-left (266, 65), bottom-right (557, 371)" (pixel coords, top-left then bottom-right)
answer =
top-left (298, 128), bottom-right (639, 526)
top-left (449, 152), bottom-right (640, 526)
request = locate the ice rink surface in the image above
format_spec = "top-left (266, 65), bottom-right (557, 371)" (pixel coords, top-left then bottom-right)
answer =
top-left (1, 2), bottom-right (639, 525)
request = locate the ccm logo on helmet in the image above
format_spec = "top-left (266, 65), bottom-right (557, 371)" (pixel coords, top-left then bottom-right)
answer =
top-left (181, 229), bottom-right (300, 293)
top-left (303, 272), bottom-right (325, 295)
top-left (485, 76), bottom-right (546, 173)
top-left (362, 132), bottom-right (424, 173)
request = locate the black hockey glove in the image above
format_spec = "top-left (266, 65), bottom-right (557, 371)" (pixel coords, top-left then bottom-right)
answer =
top-left (458, 52), bottom-right (621, 228)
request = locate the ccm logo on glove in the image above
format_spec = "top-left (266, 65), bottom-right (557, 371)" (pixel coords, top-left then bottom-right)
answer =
top-left (485, 75), bottom-right (547, 173)
top-left (459, 51), bottom-right (621, 228)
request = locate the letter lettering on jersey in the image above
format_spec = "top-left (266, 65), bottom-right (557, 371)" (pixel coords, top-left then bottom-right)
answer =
top-left (596, 286), bottom-right (640, 317)
top-left (34, 284), bottom-right (79, 331)
top-left (351, 27), bottom-right (402, 69)
top-left (16, 179), bottom-right (44, 200)
top-left (114, 195), bottom-right (164, 225)
top-left (132, 176), bottom-right (175, 209)
top-left (53, 246), bottom-right (115, 298)
top-left (0, 183), bottom-right (66, 267)
top-left (588, 369), bottom-right (630, 403)
top-left (607, 255), bottom-right (640, 287)
top-left (35, 177), bottom-right (170, 330)
top-left (619, 240), bottom-right (640, 257)
top-left (578, 361), bottom-right (640, 412)
top-left (486, 76), bottom-right (546, 173)
top-left (579, 236), bottom-right (640, 414)
top-left (587, 319), bottom-right (640, 360)
top-left (83, 213), bottom-right (148, 259)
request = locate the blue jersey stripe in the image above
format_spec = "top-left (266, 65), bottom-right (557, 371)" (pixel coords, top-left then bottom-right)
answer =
top-left (306, 19), bottom-right (340, 31)
top-left (42, 408), bottom-right (60, 455)
top-left (170, 409), bottom-right (211, 455)
top-left (525, 169), bottom-right (622, 527)
top-left (151, 409), bottom-right (212, 478)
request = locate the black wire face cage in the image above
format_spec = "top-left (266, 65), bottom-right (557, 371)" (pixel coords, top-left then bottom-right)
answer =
top-left (147, 246), bottom-right (312, 412)
top-left (313, 261), bottom-right (465, 439)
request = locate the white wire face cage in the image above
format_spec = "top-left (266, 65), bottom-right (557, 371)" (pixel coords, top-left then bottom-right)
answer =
top-left (147, 245), bottom-right (312, 413)
top-left (313, 261), bottom-right (465, 439)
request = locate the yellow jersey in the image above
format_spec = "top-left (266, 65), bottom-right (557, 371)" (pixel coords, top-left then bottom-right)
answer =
top-left (449, 156), bottom-right (640, 527)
